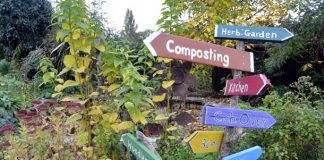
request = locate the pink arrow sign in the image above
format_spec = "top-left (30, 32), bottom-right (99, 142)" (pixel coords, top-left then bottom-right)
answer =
top-left (144, 32), bottom-right (254, 72)
top-left (224, 74), bottom-right (270, 96)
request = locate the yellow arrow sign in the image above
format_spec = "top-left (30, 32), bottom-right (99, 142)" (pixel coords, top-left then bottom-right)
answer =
top-left (185, 131), bottom-right (224, 154)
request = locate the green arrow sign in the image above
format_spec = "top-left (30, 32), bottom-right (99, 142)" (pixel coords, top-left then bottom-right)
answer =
top-left (120, 133), bottom-right (161, 160)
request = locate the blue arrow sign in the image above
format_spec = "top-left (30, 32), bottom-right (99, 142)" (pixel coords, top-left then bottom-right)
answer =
top-left (223, 146), bottom-right (263, 160)
top-left (215, 25), bottom-right (294, 42)
top-left (201, 105), bottom-right (276, 129)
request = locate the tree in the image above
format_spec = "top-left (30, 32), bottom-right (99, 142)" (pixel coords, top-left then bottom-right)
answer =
top-left (121, 9), bottom-right (140, 46)
top-left (0, 0), bottom-right (52, 60)
top-left (265, 1), bottom-right (324, 87)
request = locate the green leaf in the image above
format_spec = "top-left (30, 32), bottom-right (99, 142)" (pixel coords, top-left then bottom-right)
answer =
top-left (64, 55), bottom-right (76, 69)
top-left (67, 113), bottom-right (82, 124)
top-left (72, 29), bottom-right (81, 39)
top-left (77, 132), bottom-right (88, 146)
top-left (125, 102), bottom-right (148, 124)
top-left (58, 67), bottom-right (70, 76)
top-left (94, 44), bottom-right (105, 52)
top-left (166, 126), bottom-right (177, 132)
top-left (43, 72), bottom-right (55, 84)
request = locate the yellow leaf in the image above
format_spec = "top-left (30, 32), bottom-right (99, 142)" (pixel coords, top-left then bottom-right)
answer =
top-left (62, 23), bottom-right (70, 30)
top-left (153, 70), bottom-right (164, 77)
top-left (118, 121), bottom-right (133, 131)
top-left (162, 80), bottom-right (175, 89)
top-left (78, 57), bottom-right (91, 68)
top-left (55, 78), bottom-right (64, 84)
top-left (95, 44), bottom-right (105, 52)
top-left (77, 132), bottom-right (88, 146)
top-left (59, 80), bottom-right (79, 92)
top-left (58, 67), bottom-right (70, 76)
top-left (55, 107), bottom-right (65, 111)
top-left (61, 96), bottom-right (80, 101)
top-left (67, 113), bottom-right (82, 124)
top-left (80, 39), bottom-right (91, 53)
top-left (64, 36), bottom-right (70, 42)
top-left (52, 92), bottom-right (62, 98)
top-left (63, 55), bottom-right (76, 69)
top-left (106, 76), bottom-right (115, 83)
top-left (153, 93), bottom-right (166, 102)
top-left (72, 29), bottom-right (81, 39)
top-left (111, 123), bottom-right (119, 132)
top-left (107, 84), bottom-right (121, 92)
top-left (89, 92), bottom-right (99, 97)
top-left (102, 113), bottom-right (118, 123)
top-left (166, 126), bottom-right (177, 132)
top-left (75, 73), bottom-right (85, 84)
top-left (99, 86), bottom-right (108, 91)
top-left (157, 57), bottom-right (172, 63)
top-left (83, 146), bottom-right (93, 158)
top-left (155, 114), bottom-right (169, 121)
top-left (75, 66), bottom-right (86, 73)
top-left (89, 108), bottom-right (103, 116)
top-left (54, 84), bottom-right (64, 92)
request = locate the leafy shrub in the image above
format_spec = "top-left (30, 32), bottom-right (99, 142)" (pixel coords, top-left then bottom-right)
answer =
top-left (0, 59), bottom-right (10, 75)
top-left (234, 77), bottom-right (324, 160)
top-left (21, 48), bottom-right (47, 80)
top-left (0, 91), bottom-right (20, 130)
top-left (158, 138), bottom-right (192, 159)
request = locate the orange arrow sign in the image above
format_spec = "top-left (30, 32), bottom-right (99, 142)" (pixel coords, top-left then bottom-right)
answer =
top-left (185, 131), bottom-right (224, 154)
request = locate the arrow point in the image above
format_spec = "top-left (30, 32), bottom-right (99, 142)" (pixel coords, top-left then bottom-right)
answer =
top-left (143, 32), bottom-right (160, 56)
top-left (281, 28), bottom-right (294, 41)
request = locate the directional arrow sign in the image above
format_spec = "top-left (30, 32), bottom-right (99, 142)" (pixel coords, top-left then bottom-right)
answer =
top-left (201, 105), bottom-right (276, 129)
top-left (120, 133), bottom-right (161, 160)
top-left (185, 131), bottom-right (224, 154)
top-left (224, 74), bottom-right (271, 96)
top-left (144, 32), bottom-right (254, 72)
top-left (215, 25), bottom-right (294, 42)
top-left (223, 146), bottom-right (263, 160)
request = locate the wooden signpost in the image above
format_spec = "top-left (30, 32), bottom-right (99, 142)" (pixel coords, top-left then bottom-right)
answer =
top-left (224, 74), bottom-right (271, 96)
top-left (144, 32), bottom-right (254, 72)
top-left (201, 105), bottom-right (276, 129)
top-left (222, 146), bottom-right (263, 160)
top-left (185, 131), bottom-right (224, 154)
top-left (213, 24), bottom-right (294, 157)
top-left (120, 133), bottom-right (162, 160)
top-left (215, 25), bottom-right (294, 42)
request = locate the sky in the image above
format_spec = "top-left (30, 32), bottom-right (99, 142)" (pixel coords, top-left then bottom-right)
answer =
top-left (92, 0), bottom-right (164, 32)
top-left (51, 0), bottom-right (164, 31)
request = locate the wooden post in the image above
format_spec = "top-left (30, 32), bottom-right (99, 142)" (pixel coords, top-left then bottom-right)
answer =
top-left (220, 40), bottom-right (244, 157)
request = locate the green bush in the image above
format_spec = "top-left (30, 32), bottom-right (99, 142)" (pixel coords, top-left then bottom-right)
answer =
top-left (234, 77), bottom-right (324, 160)
top-left (0, 91), bottom-right (20, 130)
top-left (0, 59), bottom-right (10, 75)
top-left (21, 48), bottom-right (46, 80)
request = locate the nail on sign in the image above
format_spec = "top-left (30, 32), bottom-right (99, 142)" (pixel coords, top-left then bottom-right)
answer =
top-left (201, 105), bottom-right (276, 129)
top-left (222, 146), bottom-right (263, 160)
top-left (144, 32), bottom-right (254, 72)
top-left (224, 74), bottom-right (271, 96)
top-left (185, 131), bottom-right (224, 154)
top-left (215, 25), bottom-right (294, 42)
top-left (120, 133), bottom-right (161, 160)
